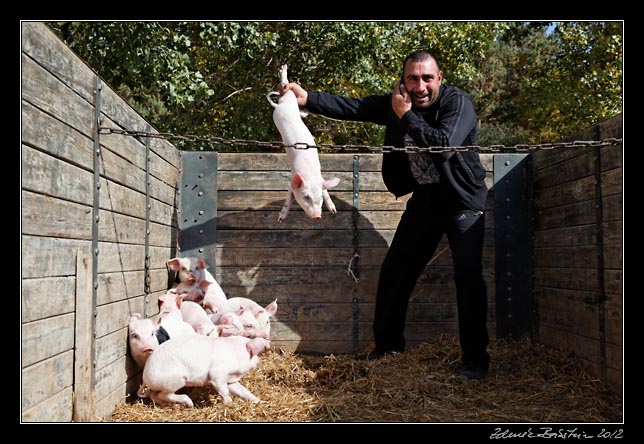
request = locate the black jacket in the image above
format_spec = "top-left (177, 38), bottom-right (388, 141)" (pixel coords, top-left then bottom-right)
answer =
top-left (306, 84), bottom-right (488, 211)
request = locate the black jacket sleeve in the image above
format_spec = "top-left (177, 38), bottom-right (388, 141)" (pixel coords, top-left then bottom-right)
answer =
top-left (305, 91), bottom-right (390, 125)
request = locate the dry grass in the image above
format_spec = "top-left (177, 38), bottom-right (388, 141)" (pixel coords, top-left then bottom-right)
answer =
top-left (111, 335), bottom-right (622, 423)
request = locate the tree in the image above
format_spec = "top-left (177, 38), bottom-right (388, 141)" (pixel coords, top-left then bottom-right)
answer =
top-left (47, 21), bottom-right (622, 150)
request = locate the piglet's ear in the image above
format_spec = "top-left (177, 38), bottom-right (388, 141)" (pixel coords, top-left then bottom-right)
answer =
top-left (323, 177), bottom-right (340, 190)
top-left (291, 172), bottom-right (305, 190)
top-left (197, 257), bottom-right (209, 270)
top-left (167, 258), bottom-right (181, 271)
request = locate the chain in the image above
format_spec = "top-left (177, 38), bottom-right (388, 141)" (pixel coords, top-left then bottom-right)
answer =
top-left (99, 127), bottom-right (622, 154)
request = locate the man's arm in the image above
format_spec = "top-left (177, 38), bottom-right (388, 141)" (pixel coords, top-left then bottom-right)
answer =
top-left (283, 82), bottom-right (389, 124)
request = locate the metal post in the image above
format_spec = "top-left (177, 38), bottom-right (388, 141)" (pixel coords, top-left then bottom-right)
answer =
top-left (494, 154), bottom-right (534, 339)
top-left (593, 140), bottom-right (607, 380)
top-left (177, 151), bottom-right (219, 269)
top-left (90, 76), bottom-right (101, 391)
top-left (143, 125), bottom-right (152, 318)
top-left (351, 155), bottom-right (360, 352)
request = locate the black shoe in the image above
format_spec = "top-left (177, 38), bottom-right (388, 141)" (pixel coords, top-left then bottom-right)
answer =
top-left (459, 367), bottom-right (487, 380)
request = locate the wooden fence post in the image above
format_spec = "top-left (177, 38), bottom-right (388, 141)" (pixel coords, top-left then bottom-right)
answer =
top-left (72, 251), bottom-right (96, 421)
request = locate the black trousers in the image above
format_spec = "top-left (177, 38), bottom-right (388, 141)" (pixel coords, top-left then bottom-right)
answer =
top-left (373, 186), bottom-right (490, 370)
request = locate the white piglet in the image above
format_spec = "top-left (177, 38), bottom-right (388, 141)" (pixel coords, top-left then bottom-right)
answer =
top-left (267, 64), bottom-right (340, 222)
top-left (180, 300), bottom-right (218, 337)
top-left (128, 314), bottom-right (160, 370)
top-left (140, 335), bottom-right (270, 407)
top-left (167, 257), bottom-right (228, 314)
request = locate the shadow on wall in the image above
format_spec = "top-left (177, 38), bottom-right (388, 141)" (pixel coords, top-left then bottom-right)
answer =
top-left (210, 196), bottom-right (389, 355)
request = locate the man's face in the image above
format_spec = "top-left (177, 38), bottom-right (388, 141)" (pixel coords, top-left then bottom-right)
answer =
top-left (401, 58), bottom-right (443, 109)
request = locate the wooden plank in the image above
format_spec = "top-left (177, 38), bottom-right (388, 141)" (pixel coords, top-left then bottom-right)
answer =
top-left (217, 190), bottom-right (409, 211)
top-left (149, 137), bottom-right (181, 175)
top-left (534, 221), bottom-right (622, 248)
top-left (603, 244), bottom-right (622, 270)
top-left (95, 381), bottom-right (128, 421)
top-left (21, 100), bottom-right (93, 170)
top-left (21, 349), bottom-right (74, 414)
top-left (95, 298), bottom-right (144, 338)
top-left (100, 212), bottom-right (172, 247)
top-left (21, 313), bottom-right (75, 368)
top-left (99, 87), bottom-right (180, 170)
top-left (534, 267), bottom-right (597, 292)
top-left (532, 146), bottom-right (594, 172)
top-left (219, 276), bottom-right (494, 305)
top-left (21, 54), bottom-right (93, 138)
top-left (94, 356), bottom-right (128, 402)
top-left (215, 246), bottom-right (495, 268)
top-left (21, 386), bottom-right (74, 422)
top-left (99, 178), bottom-right (146, 219)
top-left (604, 293), bottom-right (622, 347)
top-left (537, 325), bottom-right (607, 373)
top-left (21, 22), bottom-right (96, 104)
top-left (99, 114), bottom-right (147, 172)
top-left (533, 149), bottom-right (594, 189)
top-left (21, 236), bottom-right (90, 278)
top-left (534, 245), bottom-right (598, 269)
top-left (606, 342), bottom-right (622, 372)
top-left (218, 170), bottom-right (493, 193)
top-left (217, 170), bottom-right (386, 192)
top-left (603, 193), bottom-right (622, 222)
top-left (605, 269), bottom-right (622, 296)
top-left (96, 242), bottom-right (144, 273)
top-left (22, 190), bottom-right (93, 240)
top-left (601, 167), bottom-right (622, 197)
top-left (73, 251), bottom-right (96, 421)
top-left (215, 227), bottom-right (494, 248)
top-left (222, 263), bottom-right (496, 290)
top-left (215, 209), bottom-right (494, 231)
top-left (22, 276), bottom-right (75, 323)
top-left (150, 192), bottom-right (178, 227)
top-left (601, 145), bottom-right (622, 170)
top-left (270, 320), bottom-right (352, 341)
top-left (217, 152), bottom-right (494, 173)
top-left (97, 270), bottom-right (145, 305)
top-left (149, 220), bottom-right (175, 247)
top-left (533, 168), bottom-right (622, 210)
top-left (535, 286), bottom-right (597, 306)
top-left (537, 296), bottom-right (600, 341)
top-left (271, 301), bottom-right (468, 324)
top-left (533, 200), bottom-right (596, 231)
top-left (150, 149), bottom-right (180, 190)
top-left (95, 328), bottom-right (128, 370)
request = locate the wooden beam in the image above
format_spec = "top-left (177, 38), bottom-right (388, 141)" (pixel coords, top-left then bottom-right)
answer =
top-left (72, 251), bottom-right (96, 422)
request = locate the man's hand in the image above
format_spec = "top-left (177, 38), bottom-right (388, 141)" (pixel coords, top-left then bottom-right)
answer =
top-left (281, 82), bottom-right (308, 107)
top-left (392, 80), bottom-right (411, 119)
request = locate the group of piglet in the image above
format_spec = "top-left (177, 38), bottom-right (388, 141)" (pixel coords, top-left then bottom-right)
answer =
top-left (128, 257), bottom-right (277, 408)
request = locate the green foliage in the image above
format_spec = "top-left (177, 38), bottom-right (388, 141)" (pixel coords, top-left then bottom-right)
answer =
top-left (47, 21), bottom-right (622, 150)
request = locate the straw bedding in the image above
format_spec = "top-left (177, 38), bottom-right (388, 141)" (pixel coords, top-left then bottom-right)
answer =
top-left (111, 335), bottom-right (622, 423)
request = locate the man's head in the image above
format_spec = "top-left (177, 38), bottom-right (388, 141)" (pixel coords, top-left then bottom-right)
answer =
top-left (401, 50), bottom-right (443, 109)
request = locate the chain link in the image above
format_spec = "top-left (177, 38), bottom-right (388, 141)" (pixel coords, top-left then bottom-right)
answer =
top-left (99, 127), bottom-right (622, 154)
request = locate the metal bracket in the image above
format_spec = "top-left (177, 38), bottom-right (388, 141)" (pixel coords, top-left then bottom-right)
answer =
top-left (593, 142), bottom-right (607, 379)
top-left (143, 124), bottom-right (152, 317)
top-left (494, 154), bottom-right (534, 340)
top-left (351, 155), bottom-right (360, 352)
top-left (177, 151), bottom-right (219, 269)
top-left (90, 76), bottom-right (101, 387)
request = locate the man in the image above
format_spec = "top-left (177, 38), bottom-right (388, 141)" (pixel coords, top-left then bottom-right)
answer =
top-left (284, 50), bottom-right (490, 379)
